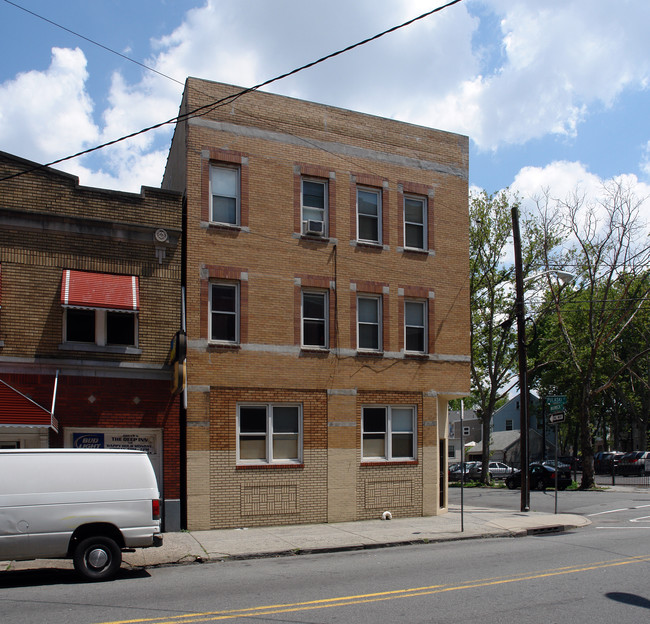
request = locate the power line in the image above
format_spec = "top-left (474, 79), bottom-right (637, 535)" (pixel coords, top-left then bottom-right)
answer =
top-left (0, 0), bottom-right (465, 184)
top-left (2, 0), bottom-right (185, 86)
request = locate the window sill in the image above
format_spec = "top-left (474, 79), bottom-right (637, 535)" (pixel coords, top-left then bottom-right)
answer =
top-left (404, 352), bottom-right (429, 360)
top-left (397, 247), bottom-right (436, 258)
top-left (299, 233), bottom-right (330, 243)
top-left (59, 343), bottom-right (142, 355)
top-left (361, 460), bottom-right (418, 467)
top-left (300, 347), bottom-right (330, 356)
top-left (207, 342), bottom-right (241, 351)
top-left (353, 240), bottom-right (385, 250)
top-left (202, 221), bottom-right (248, 233)
top-left (236, 463), bottom-right (304, 470)
top-left (356, 350), bottom-right (384, 358)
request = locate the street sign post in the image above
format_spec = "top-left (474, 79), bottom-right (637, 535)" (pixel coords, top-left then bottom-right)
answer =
top-left (546, 408), bottom-right (567, 515)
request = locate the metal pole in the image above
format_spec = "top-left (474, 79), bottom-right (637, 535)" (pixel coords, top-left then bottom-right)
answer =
top-left (554, 423), bottom-right (559, 514)
top-left (542, 399), bottom-right (546, 461)
top-left (50, 369), bottom-right (59, 419)
top-left (460, 400), bottom-right (464, 532)
top-left (512, 206), bottom-right (530, 512)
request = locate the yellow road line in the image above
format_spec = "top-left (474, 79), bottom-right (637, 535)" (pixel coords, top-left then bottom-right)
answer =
top-left (99, 555), bottom-right (650, 624)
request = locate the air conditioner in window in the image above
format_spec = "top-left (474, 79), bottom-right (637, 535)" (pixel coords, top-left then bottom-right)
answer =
top-left (303, 219), bottom-right (325, 236)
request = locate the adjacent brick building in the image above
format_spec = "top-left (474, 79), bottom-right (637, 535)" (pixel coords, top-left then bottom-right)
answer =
top-left (163, 79), bottom-right (470, 530)
top-left (0, 151), bottom-right (184, 530)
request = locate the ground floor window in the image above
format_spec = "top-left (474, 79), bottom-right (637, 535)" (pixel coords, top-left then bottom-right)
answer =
top-left (238, 403), bottom-right (302, 464)
top-left (362, 405), bottom-right (416, 461)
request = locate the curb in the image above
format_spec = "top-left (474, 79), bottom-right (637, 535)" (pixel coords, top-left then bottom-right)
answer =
top-left (130, 528), bottom-right (546, 569)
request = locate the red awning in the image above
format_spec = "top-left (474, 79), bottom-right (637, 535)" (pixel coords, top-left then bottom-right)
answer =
top-left (0, 379), bottom-right (58, 431)
top-left (61, 270), bottom-right (139, 311)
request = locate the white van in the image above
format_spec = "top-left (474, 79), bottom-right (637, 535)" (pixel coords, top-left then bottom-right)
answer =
top-left (0, 449), bottom-right (162, 581)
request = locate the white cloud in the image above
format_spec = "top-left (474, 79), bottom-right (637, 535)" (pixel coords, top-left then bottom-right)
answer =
top-left (511, 161), bottom-right (650, 237)
top-left (0, 47), bottom-right (99, 162)
top-left (65, 149), bottom-right (169, 193)
top-left (511, 161), bottom-right (603, 205)
top-left (420, 0), bottom-right (650, 149)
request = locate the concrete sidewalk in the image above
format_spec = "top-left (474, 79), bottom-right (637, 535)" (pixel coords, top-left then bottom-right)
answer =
top-left (3, 506), bottom-right (591, 573)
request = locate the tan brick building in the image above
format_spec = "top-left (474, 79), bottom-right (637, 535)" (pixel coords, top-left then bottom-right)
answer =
top-left (163, 79), bottom-right (470, 530)
top-left (0, 151), bottom-right (184, 530)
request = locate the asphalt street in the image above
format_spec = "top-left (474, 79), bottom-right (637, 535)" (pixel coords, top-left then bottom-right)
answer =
top-left (1, 486), bottom-right (648, 624)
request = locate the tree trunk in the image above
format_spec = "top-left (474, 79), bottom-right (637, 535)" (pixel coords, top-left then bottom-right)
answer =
top-left (579, 398), bottom-right (595, 489)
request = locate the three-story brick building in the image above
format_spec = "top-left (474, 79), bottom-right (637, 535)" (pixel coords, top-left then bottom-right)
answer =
top-left (163, 78), bottom-right (470, 530)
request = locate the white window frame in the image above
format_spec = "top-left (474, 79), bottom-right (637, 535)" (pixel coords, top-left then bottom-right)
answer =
top-left (404, 194), bottom-right (427, 250)
top-left (404, 299), bottom-right (427, 354)
top-left (362, 405), bottom-right (417, 461)
top-left (209, 282), bottom-right (239, 344)
top-left (301, 178), bottom-right (328, 236)
top-left (357, 295), bottom-right (382, 352)
top-left (301, 290), bottom-right (328, 349)
top-left (210, 164), bottom-right (240, 226)
top-left (237, 403), bottom-right (303, 465)
top-left (63, 307), bottom-right (138, 347)
top-left (356, 187), bottom-right (382, 244)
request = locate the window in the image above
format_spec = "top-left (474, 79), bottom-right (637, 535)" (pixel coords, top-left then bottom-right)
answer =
top-left (362, 406), bottom-right (416, 460)
top-left (357, 188), bottom-right (381, 243)
top-left (448, 444), bottom-right (456, 457)
top-left (238, 404), bottom-right (302, 464)
top-left (209, 283), bottom-right (239, 343)
top-left (64, 309), bottom-right (137, 346)
top-left (404, 300), bottom-right (427, 353)
top-left (404, 195), bottom-right (426, 249)
top-left (210, 164), bottom-right (240, 225)
top-left (505, 419), bottom-right (513, 431)
top-left (61, 270), bottom-right (139, 348)
top-left (301, 179), bottom-right (327, 235)
top-left (302, 290), bottom-right (328, 348)
top-left (357, 295), bottom-right (381, 351)
top-left (462, 426), bottom-right (470, 437)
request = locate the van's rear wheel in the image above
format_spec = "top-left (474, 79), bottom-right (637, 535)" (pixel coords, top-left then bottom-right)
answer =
top-left (73, 536), bottom-right (121, 581)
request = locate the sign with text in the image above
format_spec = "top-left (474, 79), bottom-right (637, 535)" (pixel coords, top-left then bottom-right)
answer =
top-left (545, 395), bottom-right (567, 413)
top-left (549, 411), bottom-right (566, 424)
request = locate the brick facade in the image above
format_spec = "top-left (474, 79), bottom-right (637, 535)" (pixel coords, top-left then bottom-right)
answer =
top-left (0, 151), bottom-right (184, 530)
top-left (163, 79), bottom-right (470, 530)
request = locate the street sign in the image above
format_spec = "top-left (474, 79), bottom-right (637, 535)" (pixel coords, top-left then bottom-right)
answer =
top-left (549, 411), bottom-right (565, 424)
top-left (546, 395), bottom-right (567, 413)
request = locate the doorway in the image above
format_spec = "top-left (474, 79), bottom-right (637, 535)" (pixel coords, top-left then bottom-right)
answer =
top-left (439, 438), bottom-right (447, 508)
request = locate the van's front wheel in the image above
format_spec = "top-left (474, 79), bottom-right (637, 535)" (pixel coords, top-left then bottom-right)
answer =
top-left (73, 536), bottom-right (122, 581)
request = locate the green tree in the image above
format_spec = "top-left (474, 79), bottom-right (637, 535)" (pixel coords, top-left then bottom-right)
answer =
top-left (534, 181), bottom-right (650, 488)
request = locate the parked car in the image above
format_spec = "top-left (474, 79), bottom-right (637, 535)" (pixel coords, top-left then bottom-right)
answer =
top-left (594, 451), bottom-right (625, 474)
top-left (484, 461), bottom-right (514, 479)
top-left (617, 451), bottom-right (650, 475)
top-left (448, 461), bottom-right (480, 481)
top-left (0, 449), bottom-right (162, 581)
top-left (558, 456), bottom-right (581, 471)
top-left (505, 462), bottom-right (573, 491)
top-left (541, 459), bottom-right (571, 469)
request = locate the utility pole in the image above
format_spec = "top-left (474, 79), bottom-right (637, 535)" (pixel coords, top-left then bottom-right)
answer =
top-left (512, 206), bottom-right (530, 512)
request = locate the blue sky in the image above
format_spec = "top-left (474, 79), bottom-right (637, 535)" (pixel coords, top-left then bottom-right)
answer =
top-left (1, 0), bottom-right (649, 217)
